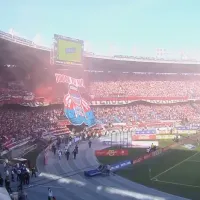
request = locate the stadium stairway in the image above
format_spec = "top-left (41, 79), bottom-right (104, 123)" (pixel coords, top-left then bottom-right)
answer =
top-left (34, 139), bottom-right (189, 200)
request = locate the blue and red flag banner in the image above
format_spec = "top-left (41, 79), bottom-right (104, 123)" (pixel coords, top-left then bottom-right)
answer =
top-left (55, 73), bottom-right (96, 127)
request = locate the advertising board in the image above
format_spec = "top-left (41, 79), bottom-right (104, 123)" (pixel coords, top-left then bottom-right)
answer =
top-left (133, 148), bottom-right (164, 165)
top-left (177, 130), bottom-right (196, 134)
top-left (110, 160), bottom-right (132, 171)
top-left (156, 135), bottom-right (175, 140)
top-left (132, 134), bottom-right (156, 140)
top-left (95, 149), bottom-right (128, 156)
top-left (131, 141), bottom-right (158, 148)
top-left (135, 129), bottom-right (156, 134)
top-left (157, 127), bottom-right (171, 134)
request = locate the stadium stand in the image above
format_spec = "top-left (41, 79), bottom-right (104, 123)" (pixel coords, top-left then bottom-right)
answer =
top-left (0, 105), bottom-right (65, 151)
top-left (88, 73), bottom-right (200, 97)
top-left (92, 103), bottom-right (200, 124)
top-left (1, 29), bottom-right (200, 152)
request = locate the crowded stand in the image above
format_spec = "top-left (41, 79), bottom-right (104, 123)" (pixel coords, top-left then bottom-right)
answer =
top-left (93, 103), bottom-right (200, 124)
top-left (89, 73), bottom-right (200, 97)
top-left (0, 106), bottom-right (65, 151)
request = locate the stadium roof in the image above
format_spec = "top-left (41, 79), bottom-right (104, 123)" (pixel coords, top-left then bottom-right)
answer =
top-left (1, 30), bottom-right (200, 73)
top-left (1, 30), bottom-right (200, 64)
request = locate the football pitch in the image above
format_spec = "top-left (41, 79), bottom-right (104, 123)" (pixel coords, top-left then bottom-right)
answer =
top-left (98, 141), bottom-right (200, 200)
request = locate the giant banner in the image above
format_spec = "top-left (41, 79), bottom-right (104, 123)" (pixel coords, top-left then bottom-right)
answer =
top-left (0, 92), bottom-right (200, 107)
top-left (55, 73), bottom-right (96, 127)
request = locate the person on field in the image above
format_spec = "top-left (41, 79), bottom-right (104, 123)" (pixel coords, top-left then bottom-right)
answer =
top-left (106, 164), bottom-right (111, 175)
top-left (75, 145), bottom-right (78, 154)
top-left (31, 166), bottom-right (37, 177)
top-left (48, 188), bottom-right (53, 200)
top-left (88, 140), bottom-right (92, 148)
top-left (73, 149), bottom-right (77, 159)
top-left (58, 150), bottom-right (62, 160)
top-left (65, 149), bottom-right (70, 160)
top-left (146, 146), bottom-right (151, 153)
top-left (11, 169), bottom-right (15, 182)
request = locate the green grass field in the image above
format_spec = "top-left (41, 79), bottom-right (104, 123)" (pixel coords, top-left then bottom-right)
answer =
top-left (97, 140), bottom-right (200, 200)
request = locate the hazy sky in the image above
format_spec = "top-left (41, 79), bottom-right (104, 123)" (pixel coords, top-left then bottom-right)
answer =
top-left (1, 0), bottom-right (200, 58)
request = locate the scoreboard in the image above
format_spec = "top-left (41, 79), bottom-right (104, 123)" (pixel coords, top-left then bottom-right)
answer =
top-left (53, 34), bottom-right (83, 66)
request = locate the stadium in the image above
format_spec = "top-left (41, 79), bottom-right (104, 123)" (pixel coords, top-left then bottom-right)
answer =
top-left (1, 28), bottom-right (200, 200)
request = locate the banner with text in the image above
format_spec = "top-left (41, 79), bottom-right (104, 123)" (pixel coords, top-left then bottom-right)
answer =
top-left (135, 129), bottom-right (157, 134)
top-left (132, 134), bottom-right (156, 140)
top-left (91, 97), bottom-right (188, 106)
top-left (55, 73), bottom-right (96, 127)
top-left (110, 160), bottom-right (132, 171)
top-left (95, 149), bottom-right (129, 156)
top-left (156, 135), bottom-right (175, 140)
top-left (132, 134), bottom-right (175, 140)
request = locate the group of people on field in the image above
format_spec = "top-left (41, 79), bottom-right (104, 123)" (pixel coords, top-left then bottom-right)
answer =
top-left (98, 164), bottom-right (111, 175)
top-left (51, 136), bottom-right (92, 161)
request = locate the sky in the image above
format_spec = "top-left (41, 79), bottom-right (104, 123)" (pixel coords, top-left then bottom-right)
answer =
top-left (1, 0), bottom-right (200, 58)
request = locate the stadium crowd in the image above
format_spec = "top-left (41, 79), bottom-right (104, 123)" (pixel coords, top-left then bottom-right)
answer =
top-left (1, 74), bottom-right (200, 146)
top-left (89, 73), bottom-right (200, 97)
top-left (1, 101), bottom-right (200, 148)
top-left (93, 103), bottom-right (200, 124)
top-left (0, 102), bottom-right (198, 142)
top-left (2, 73), bottom-right (200, 99)
top-left (0, 106), bottom-right (63, 150)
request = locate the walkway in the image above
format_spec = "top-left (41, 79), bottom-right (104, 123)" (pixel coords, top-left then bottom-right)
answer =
top-left (26, 139), bottom-right (190, 200)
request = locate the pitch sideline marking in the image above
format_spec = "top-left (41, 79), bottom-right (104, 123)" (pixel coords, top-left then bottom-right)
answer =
top-left (150, 151), bottom-right (200, 180)
top-left (186, 159), bottom-right (200, 163)
top-left (153, 179), bottom-right (200, 189)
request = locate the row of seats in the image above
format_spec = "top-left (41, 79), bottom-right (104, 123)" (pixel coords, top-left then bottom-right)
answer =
top-left (2, 73), bottom-right (200, 98)
top-left (0, 103), bottom-right (200, 149)
top-left (89, 73), bottom-right (200, 97)
top-left (0, 107), bottom-right (64, 150)
top-left (93, 103), bottom-right (200, 124)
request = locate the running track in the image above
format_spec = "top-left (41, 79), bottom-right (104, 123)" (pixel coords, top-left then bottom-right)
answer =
top-left (25, 139), bottom-right (189, 200)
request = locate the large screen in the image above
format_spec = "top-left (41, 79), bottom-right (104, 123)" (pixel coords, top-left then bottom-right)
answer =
top-left (54, 34), bottom-right (83, 66)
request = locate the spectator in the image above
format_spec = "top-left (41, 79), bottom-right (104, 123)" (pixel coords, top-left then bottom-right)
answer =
top-left (48, 188), bottom-right (53, 200)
